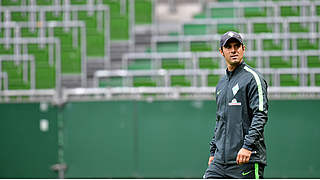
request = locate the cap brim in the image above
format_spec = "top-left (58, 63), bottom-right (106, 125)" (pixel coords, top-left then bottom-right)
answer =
top-left (222, 37), bottom-right (243, 47)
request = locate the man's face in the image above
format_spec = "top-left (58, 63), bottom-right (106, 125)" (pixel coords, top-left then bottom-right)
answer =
top-left (219, 39), bottom-right (245, 67)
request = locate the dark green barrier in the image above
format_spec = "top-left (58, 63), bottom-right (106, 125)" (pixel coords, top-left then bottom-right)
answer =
top-left (63, 101), bottom-right (136, 178)
top-left (0, 103), bottom-right (58, 178)
top-left (1, 100), bottom-right (320, 178)
top-left (265, 100), bottom-right (320, 178)
top-left (135, 101), bottom-right (215, 178)
top-left (62, 101), bottom-right (215, 178)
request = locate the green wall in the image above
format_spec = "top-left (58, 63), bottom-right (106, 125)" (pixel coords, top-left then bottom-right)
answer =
top-left (0, 103), bottom-right (58, 178)
top-left (0, 100), bottom-right (320, 178)
top-left (265, 100), bottom-right (320, 178)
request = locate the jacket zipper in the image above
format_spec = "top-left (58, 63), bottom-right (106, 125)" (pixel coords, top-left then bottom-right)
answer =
top-left (223, 77), bottom-right (230, 163)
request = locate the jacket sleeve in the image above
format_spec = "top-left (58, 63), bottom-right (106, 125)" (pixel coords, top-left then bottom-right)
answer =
top-left (242, 75), bottom-right (268, 151)
top-left (209, 126), bottom-right (217, 156)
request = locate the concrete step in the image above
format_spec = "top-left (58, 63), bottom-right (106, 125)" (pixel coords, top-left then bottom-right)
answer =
top-left (87, 59), bottom-right (105, 78)
top-left (61, 74), bottom-right (82, 88)
top-left (110, 42), bottom-right (130, 62)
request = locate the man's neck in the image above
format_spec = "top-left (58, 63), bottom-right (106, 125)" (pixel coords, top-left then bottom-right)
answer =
top-left (227, 60), bottom-right (243, 72)
top-left (227, 65), bottom-right (237, 72)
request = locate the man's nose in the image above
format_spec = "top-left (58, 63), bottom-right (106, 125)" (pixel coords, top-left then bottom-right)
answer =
top-left (231, 46), bottom-right (236, 53)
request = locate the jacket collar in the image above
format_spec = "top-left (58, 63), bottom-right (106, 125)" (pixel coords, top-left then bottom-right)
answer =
top-left (226, 61), bottom-right (245, 79)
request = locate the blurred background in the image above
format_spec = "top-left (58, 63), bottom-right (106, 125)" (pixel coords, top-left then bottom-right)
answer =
top-left (0, 0), bottom-right (320, 178)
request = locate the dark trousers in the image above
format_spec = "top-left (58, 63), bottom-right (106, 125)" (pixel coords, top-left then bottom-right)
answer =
top-left (204, 161), bottom-right (264, 179)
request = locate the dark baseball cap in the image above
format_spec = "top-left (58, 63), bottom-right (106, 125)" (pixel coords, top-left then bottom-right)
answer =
top-left (220, 31), bottom-right (243, 48)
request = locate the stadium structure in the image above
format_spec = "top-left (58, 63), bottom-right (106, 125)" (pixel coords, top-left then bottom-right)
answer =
top-left (0, 0), bottom-right (320, 178)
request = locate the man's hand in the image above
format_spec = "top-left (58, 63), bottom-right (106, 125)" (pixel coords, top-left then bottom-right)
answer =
top-left (236, 148), bottom-right (251, 165)
top-left (208, 156), bottom-right (214, 166)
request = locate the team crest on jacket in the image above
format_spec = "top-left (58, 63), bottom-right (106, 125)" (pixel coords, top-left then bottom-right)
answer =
top-left (228, 98), bottom-right (241, 106)
top-left (232, 83), bottom-right (239, 96)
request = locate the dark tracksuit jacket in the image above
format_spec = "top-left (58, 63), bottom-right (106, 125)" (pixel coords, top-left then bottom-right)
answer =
top-left (210, 61), bottom-right (268, 166)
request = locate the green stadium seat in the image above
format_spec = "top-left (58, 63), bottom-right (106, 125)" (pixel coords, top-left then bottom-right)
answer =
top-left (269, 56), bottom-right (293, 68)
top-left (70, 0), bottom-right (87, 5)
top-left (128, 59), bottom-right (152, 70)
top-left (253, 23), bottom-right (273, 33)
top-left (135, 0), bottom-right (152, 24)
top-left (99, 0), bottom-right (130, 40)
top-left (297, 39), bottom-right (319, 50)
top-left (217, 0), bottom-right (233, 2)
top-left (11, 12), bottom-right (29, 22)
top-left (1, 61), bottom-right (31, 90)
top-left (37, 68), bottom-right (56, 89)
top-left (110, 16), bottom-right (129, 40)
top-left (316, 74), bottom-right (320, 86)
top-left (36, 0), bottom-right (54, 6)
top-left (86, 33), bottom-right (105, 56)
top-left (133, 76), bottom-right (156, 87)
top-left (171, 75), bottom-right (191, 87)
top-left (280, 74), bottom-right (299, 86)
top-left (199, 57), bottom-right (219, 69)
top-left (162, 59), bottom-right (185, 69)
top-left (168, 32), bottom-right (179, 36)
top-left (290, 23), bottom-right (309, 33)
top-left (239, 0), bottom-right (259, 2)
top-left (193, 13), bottom-right (206, 19)
top-left (307, 56), bottom-right (320, 68)
top-left (21, 28), bottom-right (39, 37)
top-left (53, 27), bottom-right (81, 73)
top-left (244, 7), bottom-right (267, 18)
top-left (61, 10), bottom-right (109, 68)
top-left (210, 8), bottom-right (234, 18)
top-left (218, 24), bottom-right (239, 34)
top-left (46, 12), bottom-right (63, 21)
top-left (281, 6), bottom-right (300, 17)
top-left (263, 39), bottom-right (283, 51)
top-left (190, 41), bottom-right (212, 52)
top-left (184, 24), bottom-right (207, 35)
top-left (27, 44), bottom-right (56, 89)
top-left (207, 74), bottom-right (220, 87)
top-left (99, 77), bottom-right (123, 87)
top-left (157, 42), bottom-right (179, 52)
top-left (1, 0), bottom-right (22, 6)
top-left (0, 44), bottom-right (14, 54)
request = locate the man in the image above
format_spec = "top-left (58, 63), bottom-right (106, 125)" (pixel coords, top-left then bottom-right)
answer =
top-left (203, 31), bottom-right (268, 179)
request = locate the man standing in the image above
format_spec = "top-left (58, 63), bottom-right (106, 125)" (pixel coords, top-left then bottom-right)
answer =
top-left (203, 31), bottom-right (268, 179)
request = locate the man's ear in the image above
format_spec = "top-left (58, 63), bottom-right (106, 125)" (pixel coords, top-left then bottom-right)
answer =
top-left (219, 48), bottom-right (224, 56)
top-left (242, 44), bottom-right (246, 52)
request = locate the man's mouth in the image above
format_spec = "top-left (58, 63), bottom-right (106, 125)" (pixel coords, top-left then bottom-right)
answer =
top-left (231, 55), bottom-right (238, 59)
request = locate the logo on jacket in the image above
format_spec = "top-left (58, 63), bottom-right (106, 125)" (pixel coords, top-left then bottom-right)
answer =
top-left (229, 98), bottom-right (241, 106)
top-left (232, 83), bottom-right (239, 96)
top-left (216, 89), bottom-right (221, 95)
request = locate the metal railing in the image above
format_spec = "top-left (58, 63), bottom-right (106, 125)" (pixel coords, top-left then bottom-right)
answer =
top-left (151, 32), bottom-right (320, 52)
top-left (0, 72), bottom-right (8, 91)
top-left (121, 50), bottom-right (320, 70)
top-left (0, 37), bottom-right (62, 96)
top-left (0, 54), bottom-right (36, 89)
top-left (181, 16), bottom-right (320, 35)
top-left (206, 0), bottom-right (320, 19)
top-left (0, 21), bottom-right (88, 87)
top-left (0, 4), bottom-right (110, 69)
top-left (93, 68), bottom-right (320, 88)
top-left (61, 86), bottom-right (320, 101)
